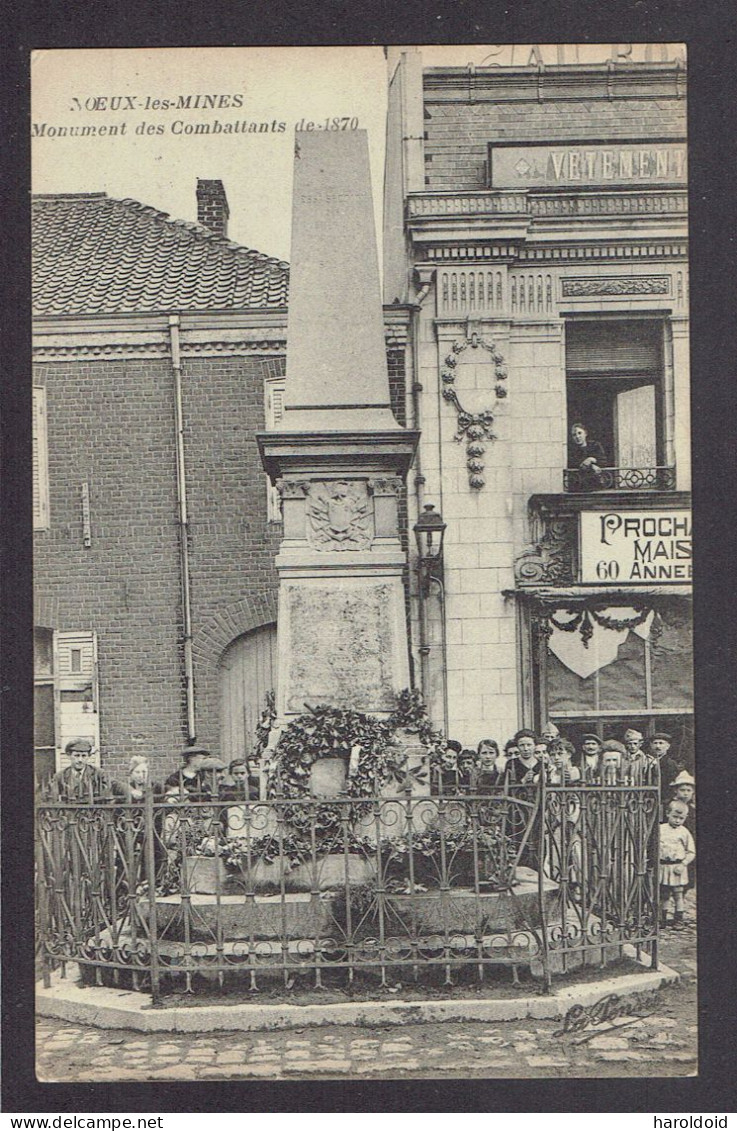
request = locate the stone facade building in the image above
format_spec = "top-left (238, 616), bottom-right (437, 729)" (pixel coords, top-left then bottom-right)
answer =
top-left (31, 180), bottom-right (410, 784)
top-left (383, 49), bottom-right (693, 762)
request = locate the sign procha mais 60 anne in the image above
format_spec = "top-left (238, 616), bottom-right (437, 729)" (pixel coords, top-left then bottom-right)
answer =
top-left (579, 510), bottom-right (692, 584)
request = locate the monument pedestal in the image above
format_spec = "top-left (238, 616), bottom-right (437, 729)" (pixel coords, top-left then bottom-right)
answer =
top-left (257, 130), bottom-right (418, 730)
top-left (260, 463), bottom-right (418, 724)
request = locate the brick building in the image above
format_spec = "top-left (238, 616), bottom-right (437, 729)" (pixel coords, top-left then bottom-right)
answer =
top-left (32, 180), bottom-right (411, 785)
top-left (383, 49), bottom-right (693, 763)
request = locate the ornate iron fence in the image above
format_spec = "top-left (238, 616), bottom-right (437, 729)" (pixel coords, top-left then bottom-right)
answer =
top-left (36, 781), bottom-right (659, 1002)
top-left (539, 778), bottom-right (660, 982)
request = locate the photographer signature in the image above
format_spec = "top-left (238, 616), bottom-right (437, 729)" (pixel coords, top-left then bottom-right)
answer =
top-left (554, 990), bottom-right (661, 1039)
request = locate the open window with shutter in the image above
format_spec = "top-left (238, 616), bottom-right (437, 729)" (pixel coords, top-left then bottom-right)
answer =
top-left (265, 377), bottom-right (285, 521)
top-left (565, 319), bottom-right (674, 492)
top-left (33, 386), bottom-right (50, 529)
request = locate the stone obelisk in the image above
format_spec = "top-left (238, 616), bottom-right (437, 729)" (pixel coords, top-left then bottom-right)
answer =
top-left (258, 131), bottom-right (419, 724)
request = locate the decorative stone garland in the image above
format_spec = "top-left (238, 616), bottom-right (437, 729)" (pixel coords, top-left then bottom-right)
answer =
top-left (440, 334), bottom-right (508, 489)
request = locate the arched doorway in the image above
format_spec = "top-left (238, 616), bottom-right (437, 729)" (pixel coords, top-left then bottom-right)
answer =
top-left (218, 623), bottom-right (277, 764)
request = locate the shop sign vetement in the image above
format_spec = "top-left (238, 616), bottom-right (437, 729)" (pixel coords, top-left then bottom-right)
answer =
top-left (489, 142), bottom-right (687, 188)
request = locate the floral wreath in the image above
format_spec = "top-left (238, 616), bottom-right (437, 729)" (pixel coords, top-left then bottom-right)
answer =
top-left (265, 691), bottom-right (447, 801)
top-left (266, 704), bottom-right (396, 801)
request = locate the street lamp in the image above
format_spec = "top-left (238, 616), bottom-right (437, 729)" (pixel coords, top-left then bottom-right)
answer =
top-left (413, 503), bottom-right (448, 734)
top-left (414, 503), bottom-right (446, 597)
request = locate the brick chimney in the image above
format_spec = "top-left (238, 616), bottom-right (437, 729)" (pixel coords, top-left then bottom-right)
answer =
top-left (196, 179), bottom-right (229, 238)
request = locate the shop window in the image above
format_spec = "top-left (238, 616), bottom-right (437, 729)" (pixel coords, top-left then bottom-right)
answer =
top-left (265, 377), bottom-right (285, 522)
top-left (565, 320), bottom-right (674, 491)
top-left (542, 599), bottom-right (692, 735)
top-left (33, 386), bottom-right (50, 529)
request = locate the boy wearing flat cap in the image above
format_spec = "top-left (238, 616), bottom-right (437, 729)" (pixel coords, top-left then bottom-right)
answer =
top-left (164, 744), bottom-right (210, 798)
top-left (50, 738), bottom-right (109, 802)
top-left (670, 769), bottom-right (696, 836)
top-left (622, 728), bottom-right (654, 785)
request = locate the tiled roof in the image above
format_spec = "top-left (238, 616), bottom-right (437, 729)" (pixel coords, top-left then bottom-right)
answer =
top-left (32, 193), bottom-right (289, 316)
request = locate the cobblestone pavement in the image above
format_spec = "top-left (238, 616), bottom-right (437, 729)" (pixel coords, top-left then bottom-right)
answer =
top-left (35, 920), bottom-right (697, 1082)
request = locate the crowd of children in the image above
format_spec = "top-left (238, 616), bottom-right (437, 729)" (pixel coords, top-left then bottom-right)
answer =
top-left (435, 724), bottom-right (696, 929)
top-left (46, 726), bottom-right (696, 930)
top-left (435, 725), bottom-right (692, 800)
top-left (41, 741), bottom-right (259, 806)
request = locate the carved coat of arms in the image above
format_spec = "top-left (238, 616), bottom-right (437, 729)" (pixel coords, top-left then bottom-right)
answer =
top-left (306, 481), bottom-right (373, 551)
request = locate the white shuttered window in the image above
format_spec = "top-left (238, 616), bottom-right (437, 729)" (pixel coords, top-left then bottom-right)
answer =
top-left (55, 630), bottom-right (100, 768)
top-left (33, 386), bottom-right (50, 529)
top-left (265, 378), bottom-right (285, 522)
top-left (35, 629), bottom-right (101, 780)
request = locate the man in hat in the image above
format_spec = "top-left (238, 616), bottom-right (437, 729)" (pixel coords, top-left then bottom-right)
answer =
top-left (164, 745), bottom-right (210, 798)
top-left (50, 739), bottom-right (109, 802)
top-left (540, 721), bottom-right (560, 744)
top-left (649, 732), bottom-right (680, 804)
top-left (198, 755), bottom-right (228, 800)
top-left (578, 733), bottom-right (603, 783)
top-left (622, 727), bottom-right (654, 785)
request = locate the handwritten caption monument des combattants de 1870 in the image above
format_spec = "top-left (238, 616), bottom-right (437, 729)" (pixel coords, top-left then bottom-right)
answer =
top-left (33, 94), bottom-right (360, 139)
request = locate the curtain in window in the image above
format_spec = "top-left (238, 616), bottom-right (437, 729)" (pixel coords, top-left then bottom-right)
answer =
top-left (545, 605), bottom-right (650, 710)
top-left (545, 600), bottom-right (692, 714)
top-left (651, 602), bottom-right (693, 708)
top-left (566, 320), bottom-right (662, 375)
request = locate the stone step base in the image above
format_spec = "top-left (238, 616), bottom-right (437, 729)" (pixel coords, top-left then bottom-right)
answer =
top-left (136, 868), bottom-right (558, 942)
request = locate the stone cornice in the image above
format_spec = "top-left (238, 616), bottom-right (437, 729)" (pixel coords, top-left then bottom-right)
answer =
top-left (258, 429), bottom-right (421, 482)
top-left (423, 240), bottom-right (687, 264)
top-left (32, 309), bottom-right (288, 360)
top-left (33, 305), bottom-right (411, 358)
top-left (407, 189), bottom-right (688, 257)
top-left (529, 490), bottom-right (692, 518)
top-left (32, 309), bottom-right (288, 335)
top-left (422, 60), bottom-right (686, 103)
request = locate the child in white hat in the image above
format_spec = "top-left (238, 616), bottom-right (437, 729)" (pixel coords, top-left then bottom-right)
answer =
top-left (670, 770), bottom-right (696, 836)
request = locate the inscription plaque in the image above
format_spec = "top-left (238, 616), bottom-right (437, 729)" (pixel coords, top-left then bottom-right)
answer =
top-left (285, 583), bottom-right (397, 712)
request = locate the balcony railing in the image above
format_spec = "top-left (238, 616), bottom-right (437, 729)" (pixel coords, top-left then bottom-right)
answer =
top-left (564, 466), bottom-right (676, 493)
top-left (407, 188), bottom-right (688, 222)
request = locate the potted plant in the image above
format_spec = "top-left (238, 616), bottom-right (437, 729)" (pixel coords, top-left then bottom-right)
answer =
top-left (183, 835), bottom-right (231, 894)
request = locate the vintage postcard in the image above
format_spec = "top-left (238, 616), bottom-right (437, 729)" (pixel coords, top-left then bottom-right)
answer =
top-left (31, 44), bottom-right (695, 1084)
